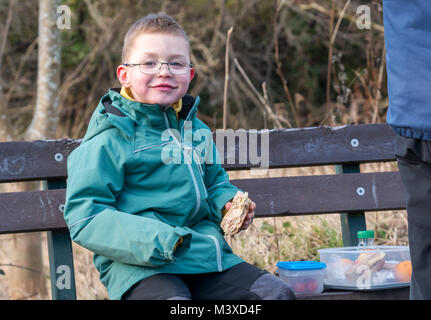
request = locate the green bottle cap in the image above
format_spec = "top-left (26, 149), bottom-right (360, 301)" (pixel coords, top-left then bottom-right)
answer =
top-left (358, 230), bottom-right (375, 239)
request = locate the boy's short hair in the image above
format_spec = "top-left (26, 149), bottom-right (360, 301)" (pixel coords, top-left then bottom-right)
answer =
top-left (122, 13), bottom-right (190, 63)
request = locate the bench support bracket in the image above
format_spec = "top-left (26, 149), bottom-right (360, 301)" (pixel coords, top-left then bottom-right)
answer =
top-left (44, 180), bottom-right (77, 300)
top-left (335, 164), bottom-right (367, 246)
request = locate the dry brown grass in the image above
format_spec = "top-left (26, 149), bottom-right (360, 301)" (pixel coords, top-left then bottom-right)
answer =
top-left (0, 163), bottom-right (407, 300)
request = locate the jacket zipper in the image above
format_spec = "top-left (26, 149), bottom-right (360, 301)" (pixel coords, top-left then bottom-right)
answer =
top-left (163, 112), bottom-right (201, 221)
top-left (179, 101), bottom-right (222, 271)
top-left (180, 97), bottom-right (208, 200)
top-left (181, 100), bottom-right (222, 271)
top-left (184, 145), bottom-right (208, 199)
top-left (207, 235), bottom-right (223, 272)
top-left (163, 105), bottom-right (222, 272)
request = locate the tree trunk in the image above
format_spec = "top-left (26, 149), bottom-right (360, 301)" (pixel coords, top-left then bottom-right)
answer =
top-left (7, 0), bottom-right (61, 299)
top-left (27, 0), bottom-right (62, 140)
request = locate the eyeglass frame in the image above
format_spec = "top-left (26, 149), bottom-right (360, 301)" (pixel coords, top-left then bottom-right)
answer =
top-left (123, 61), bottom-right (193, 75)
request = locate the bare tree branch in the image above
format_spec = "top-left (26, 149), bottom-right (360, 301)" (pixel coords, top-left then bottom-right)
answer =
top-left (299, 1), bottom-right (384, 33)
top-left (274, 0), bottom-right (299, 127)
top-left (223, 26), bottom-right (233, 129)
top-left (0, 0), bottom-right (16, 72)
top-left (234, 58), bottom-right (286, 129)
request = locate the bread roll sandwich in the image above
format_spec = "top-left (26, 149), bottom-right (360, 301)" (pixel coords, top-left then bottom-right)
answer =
top-left (344, 251), bottom-right (386, 280)
top-left (220, 191), bottom-right (251, 235)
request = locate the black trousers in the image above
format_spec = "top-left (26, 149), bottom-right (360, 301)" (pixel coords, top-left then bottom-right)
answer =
top-left (395, 134), bottom-right (431, 300)
top-left (122, 262), bottom-right (295, 300)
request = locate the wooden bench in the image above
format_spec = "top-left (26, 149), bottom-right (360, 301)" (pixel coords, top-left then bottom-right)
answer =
top-left (0, 123), bottom-right (409, 300)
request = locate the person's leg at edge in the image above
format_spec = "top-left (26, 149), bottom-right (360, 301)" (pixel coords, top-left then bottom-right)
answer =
top-left (395, 134), bottom-right (431, 300)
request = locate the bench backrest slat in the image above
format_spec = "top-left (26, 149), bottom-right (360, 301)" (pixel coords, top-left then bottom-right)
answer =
top-left (0, 139), bottom-right (80, 182)
top-left (216, 123), bottom-right (397, 170)
top-left (0, 124), bottom-right (397, 183)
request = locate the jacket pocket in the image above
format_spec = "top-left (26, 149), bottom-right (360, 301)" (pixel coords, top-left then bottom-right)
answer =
top-left (134, 141), bottom-right (175, 153)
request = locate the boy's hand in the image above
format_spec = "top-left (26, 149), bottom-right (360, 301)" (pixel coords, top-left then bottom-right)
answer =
top-left (224, 200), bottom-right (256, 231)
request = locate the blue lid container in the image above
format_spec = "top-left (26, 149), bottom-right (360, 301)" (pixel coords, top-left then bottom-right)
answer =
top-left (276, 261), bottom-right (326, 271)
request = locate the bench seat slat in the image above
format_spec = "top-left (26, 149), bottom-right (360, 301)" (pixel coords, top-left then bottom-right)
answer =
top-left (231, 171), bottom-right (406, 217)
top-left (0, 171), bottom-right (406, 234)
top-left (0, 189), bottom-right (67, 234)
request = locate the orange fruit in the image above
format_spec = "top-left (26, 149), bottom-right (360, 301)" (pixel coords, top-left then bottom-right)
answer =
top-left (394, 260), bottom-right (412, 282)
top-left (355, 253), bottom-right (368, 264)
top-left (340, 258), bottom-right (354, 266)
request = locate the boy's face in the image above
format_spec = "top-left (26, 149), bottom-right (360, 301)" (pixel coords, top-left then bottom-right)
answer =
top-left (117, 32), bottom-right (194, 106)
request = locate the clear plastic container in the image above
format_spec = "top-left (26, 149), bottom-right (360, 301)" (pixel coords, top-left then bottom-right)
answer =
top-left (276, 261), bottom-right (327, 296)
top-left (318, 246), bottom-right (411, 290)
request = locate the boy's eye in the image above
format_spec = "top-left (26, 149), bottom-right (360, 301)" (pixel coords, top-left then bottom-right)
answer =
top-left (169, 61), bottom-right (187, 68)
top-left (142, 61), bottom-right (157, 67)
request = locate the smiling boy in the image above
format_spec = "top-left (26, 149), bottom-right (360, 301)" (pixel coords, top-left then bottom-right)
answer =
top-left (64, 13), bottom-right (294, 300)
top-left (118, 33), bottom-right (193, 106)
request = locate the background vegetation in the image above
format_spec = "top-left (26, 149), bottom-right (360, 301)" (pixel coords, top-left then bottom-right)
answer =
top-left (1, 0), bottom-right (387, 136)
top-left (0, 0), bottom-right (407, 299)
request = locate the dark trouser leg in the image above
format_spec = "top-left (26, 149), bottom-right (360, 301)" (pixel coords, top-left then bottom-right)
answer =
top-left (121, 263), bottom-right (295, 300)
top-left (184, 262), bottom-right (295, 300)
top-left (395, 134), bottom-right (431, 300)
top-left (121, 274), bottom-right (191, 300)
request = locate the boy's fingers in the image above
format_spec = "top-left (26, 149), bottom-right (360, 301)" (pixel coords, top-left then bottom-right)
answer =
top-left (241, 210), bottom-right (255, 230)
top-left (225, 200), bottom-right (255, 230)
top-left (241, 219), bottom-right (252, 230)
top-left (226, 200), bottom-right (255, 212)
top-left (245, 211), bottom-right (254, 220)
top-left (247, 202), bottom-right (256, 219)
top-left (225, 202), bottom-right (232, 210)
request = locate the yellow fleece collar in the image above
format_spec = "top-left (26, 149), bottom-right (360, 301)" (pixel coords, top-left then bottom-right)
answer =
top-left (120, 86), bottom-right (135, 101)
top-left (171, 98), bottom-right (182, 114)
top-left (120, 86), bottom-right (182, 119)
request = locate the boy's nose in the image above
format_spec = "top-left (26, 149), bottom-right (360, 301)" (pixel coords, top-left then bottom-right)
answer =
top-left (157, 63), bottom-right (171, 75)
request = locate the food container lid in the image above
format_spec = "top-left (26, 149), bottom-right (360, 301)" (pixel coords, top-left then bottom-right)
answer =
top-left (357, 230), bottom-right (375, 239)
top-left (276, 261), bottom-right (327, 271)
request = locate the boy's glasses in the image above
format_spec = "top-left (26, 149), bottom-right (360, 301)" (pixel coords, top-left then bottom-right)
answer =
top-left (123, 61), bottom-right (193, 75)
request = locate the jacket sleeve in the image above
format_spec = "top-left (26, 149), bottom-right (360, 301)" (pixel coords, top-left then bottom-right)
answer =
top-left (202, 134), bottom-right (242, 222)
top-left (64, 136), bottom-right (191, 267)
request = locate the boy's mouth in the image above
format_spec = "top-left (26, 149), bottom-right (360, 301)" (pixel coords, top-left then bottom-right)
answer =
top-left (151, 83), bottom-right (177, 91)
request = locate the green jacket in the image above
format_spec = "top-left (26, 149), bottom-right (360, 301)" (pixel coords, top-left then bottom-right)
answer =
top-left (64, 88), bottom-right (244, 299)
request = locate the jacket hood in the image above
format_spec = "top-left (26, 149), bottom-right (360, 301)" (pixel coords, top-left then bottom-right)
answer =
top-left (81, 88), bottom-right (200, 143)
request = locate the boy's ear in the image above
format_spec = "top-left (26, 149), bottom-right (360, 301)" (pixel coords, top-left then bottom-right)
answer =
top-left (117, 64), bottom-right (131, 87)
top-left (189, 67), bottom-right (195, 82)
